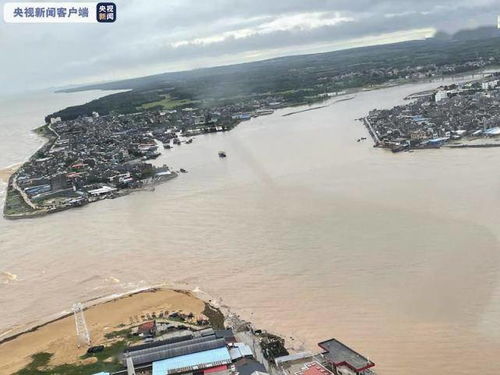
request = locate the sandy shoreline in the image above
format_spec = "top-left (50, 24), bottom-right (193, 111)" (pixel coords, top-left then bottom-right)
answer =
top-left (0, 288), bottom-right (206, 375)
top-left (0, 163), bottom-right (21, 184)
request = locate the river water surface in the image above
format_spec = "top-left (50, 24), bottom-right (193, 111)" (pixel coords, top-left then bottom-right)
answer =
top-left (1, 82), bottom-right (500, 375)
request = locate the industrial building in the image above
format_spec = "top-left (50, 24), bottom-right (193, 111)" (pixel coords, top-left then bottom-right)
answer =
top-left (121, 329), bottom-right (258, 375)
top-left (275, 338), bottom-right (375, 375)
top-left (318, 339), bottom-right (375, 375)
top-left (92, 328), bottom-right (375, 375)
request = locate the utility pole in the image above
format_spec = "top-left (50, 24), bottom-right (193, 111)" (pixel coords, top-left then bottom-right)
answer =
top-left (72, 302), bottom-right (91, 347)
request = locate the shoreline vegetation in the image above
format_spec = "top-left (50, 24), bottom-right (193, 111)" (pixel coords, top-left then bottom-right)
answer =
top-left (0, 287), bottom-right (281, 375)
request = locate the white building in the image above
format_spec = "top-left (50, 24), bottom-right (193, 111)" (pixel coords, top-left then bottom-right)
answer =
top-left (435, 90), bottom-right (448, 102)
top-left (482, 80), bottom-right (498, 90)
top-left (87, 185), bottom-right (117, 197)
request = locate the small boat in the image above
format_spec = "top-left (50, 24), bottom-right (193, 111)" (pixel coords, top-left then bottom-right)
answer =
top-left (180, 168), bottom-right (187, 173)
top-left (163, 144), bottom-right (171, 149)
top-left (218, 151), bottom-right (227, 158)
top-left (186, 138), bottom-right (193, 144)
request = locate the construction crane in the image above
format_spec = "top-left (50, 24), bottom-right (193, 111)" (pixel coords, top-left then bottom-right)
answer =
top-left (72, 302), bottom-right (91, 347)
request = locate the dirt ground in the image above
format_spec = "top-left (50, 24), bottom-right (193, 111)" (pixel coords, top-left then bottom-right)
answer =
top-left (0, 164), bottom-right (20, 183)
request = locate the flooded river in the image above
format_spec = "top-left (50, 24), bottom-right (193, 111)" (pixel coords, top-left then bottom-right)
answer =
top-left (1, 80), bottom-right (500, 375)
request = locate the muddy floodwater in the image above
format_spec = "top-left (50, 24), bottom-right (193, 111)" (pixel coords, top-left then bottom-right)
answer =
top-left (1, 80), bottom-right (500, 375)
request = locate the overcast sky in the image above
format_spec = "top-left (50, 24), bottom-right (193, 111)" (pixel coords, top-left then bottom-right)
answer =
top-left (1, 0), bottom-right (499, 94)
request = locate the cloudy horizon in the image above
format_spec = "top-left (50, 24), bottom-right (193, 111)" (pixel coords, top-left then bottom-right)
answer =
top-left (1, 0), bottom-right (499, 94)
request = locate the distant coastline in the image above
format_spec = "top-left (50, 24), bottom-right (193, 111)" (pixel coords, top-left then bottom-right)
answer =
top-left (2, 68), bottom-right (493, 220)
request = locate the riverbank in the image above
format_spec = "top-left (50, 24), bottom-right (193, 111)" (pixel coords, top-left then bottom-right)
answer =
top-left (0, 288), bottom-right (207, 374)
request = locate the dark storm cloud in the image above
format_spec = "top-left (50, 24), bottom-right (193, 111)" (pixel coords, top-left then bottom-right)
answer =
top-left (0, 0), bottom-right (499, 93)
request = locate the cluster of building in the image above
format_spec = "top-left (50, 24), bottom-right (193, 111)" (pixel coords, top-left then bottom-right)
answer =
top-left (7, 98), bottom-right (281, 216)
top-left (119, 328), bottom-right (260, 375)
top-left (91, 325), bottom-right (375, 375)
top-left (319, 58), bottom-right (491, 90)
top-left (276, 339), bottom-right (375, 375)
top-left (365, 74), bottom-right (500, 152)
top-left (81, 301), bottom-right (376, 375)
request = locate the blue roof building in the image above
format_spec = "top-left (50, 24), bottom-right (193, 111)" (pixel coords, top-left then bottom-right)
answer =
top-left (152, 347), bottom-right (232, 375)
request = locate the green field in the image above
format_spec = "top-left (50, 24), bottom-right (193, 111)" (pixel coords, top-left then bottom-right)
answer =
top-left (15, 341), bottom-right (126, 375)
top-left (141, 94), bottom-right (198, 110)
top-left (4, 187), bottom-right (35, 217)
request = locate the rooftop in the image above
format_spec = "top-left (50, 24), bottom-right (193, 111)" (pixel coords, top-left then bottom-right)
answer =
top-left (124, 335), bottom-right (226, 366)
top-left (229, 343), bottom-right (253, 361)
top-left (234, 358), bottom-right (267, 375)
top-left (318, 339), bottom-right (374, 372)
top-left (275, 352), bottom-right (313, 366)
top-left (152, 347), bottom-right (232, 375)
top-left (300, 362), bottom-right (334, 375)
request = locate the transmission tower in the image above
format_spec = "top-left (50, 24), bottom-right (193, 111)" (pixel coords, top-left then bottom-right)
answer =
top-left (72, 302), bottom-right (91, 347)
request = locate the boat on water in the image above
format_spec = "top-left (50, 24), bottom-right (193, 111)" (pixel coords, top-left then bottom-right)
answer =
top-left (163, 144), bottom-right (171, 149)
top-left (186, 138), bottom-right (193, 144)
top-left (180, 168), bottom-right (187, 173)
top-left (218, 151), bottom-right (227, 158)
